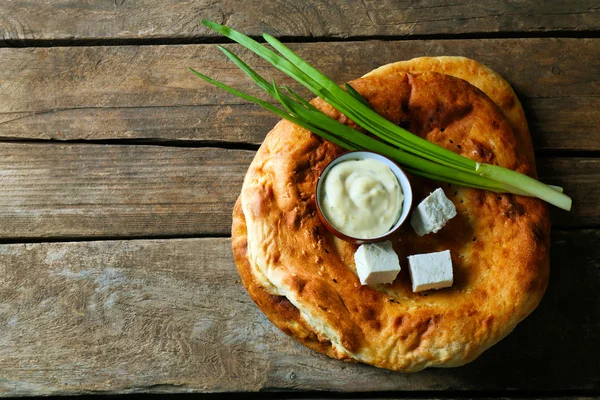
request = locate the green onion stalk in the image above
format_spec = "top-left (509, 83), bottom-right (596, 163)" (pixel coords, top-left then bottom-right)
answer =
top-left (190, 20), bottom-right (571, 211)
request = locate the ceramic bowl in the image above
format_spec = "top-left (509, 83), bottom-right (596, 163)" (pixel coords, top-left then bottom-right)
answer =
top-left (315, 151), bottom-right (413, 244)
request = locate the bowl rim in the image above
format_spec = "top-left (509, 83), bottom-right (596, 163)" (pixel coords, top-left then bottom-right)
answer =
top-left (315, 150), bottom-right (413, 244)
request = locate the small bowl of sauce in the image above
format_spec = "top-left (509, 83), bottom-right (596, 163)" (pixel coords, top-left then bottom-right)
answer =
top-left (315, 151), bottom-right (413, 244)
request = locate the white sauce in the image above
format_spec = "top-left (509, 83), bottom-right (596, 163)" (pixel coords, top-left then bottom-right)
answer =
top-left (320, 158), bottom-right (404, 239)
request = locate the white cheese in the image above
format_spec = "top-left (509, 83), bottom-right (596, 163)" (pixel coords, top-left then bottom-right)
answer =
top-left (407, 250), bottom-right (453, 292)
top-left (354, 241), bottom-right (401, 285)
top-left (410, 188), bottom-right (457, 236)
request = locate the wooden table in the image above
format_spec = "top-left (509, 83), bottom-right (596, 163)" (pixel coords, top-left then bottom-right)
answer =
top-left (0, 1), bottom-right (598, 398)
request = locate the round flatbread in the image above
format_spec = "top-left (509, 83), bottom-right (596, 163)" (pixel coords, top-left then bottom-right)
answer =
top-left (231, 56), bottom-right (550, 372)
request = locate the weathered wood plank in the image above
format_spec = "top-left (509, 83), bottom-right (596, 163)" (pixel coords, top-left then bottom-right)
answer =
top-left (0, 39), bottom-right (598, 151)
top-left (0, 143), bottom-right (595, 239)
top-left (0, 230), bottom-right (598, 396)
top-left (0, 0), bottom-right (598, 42)
top-left (539, 158), bottom-right (600, 229)
top-left (0, 144), bottom-right (254, 238)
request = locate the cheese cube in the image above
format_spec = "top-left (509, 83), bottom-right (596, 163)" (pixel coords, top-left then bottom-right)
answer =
top-left (354, 241), bottom-right (401, 285)
top-left (407, 250), bottom-right (453, 292)
top-left (410, 188), bottom-right (457, 236)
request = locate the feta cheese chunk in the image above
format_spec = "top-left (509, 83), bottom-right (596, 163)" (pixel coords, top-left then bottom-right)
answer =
top-left (407, 250), bottom-right (453, 292)
top-left (410, 188), bottom-right (457, 236)
top-left (354, 241), bottom-right (401, 285)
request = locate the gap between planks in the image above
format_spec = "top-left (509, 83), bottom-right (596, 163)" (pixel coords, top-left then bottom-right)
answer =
top-left (0, 138), bottom-right (262, 151)
top-left (0, 226), bottom-right (590, 246)
top-left (0, 138), bottom-right (598, 158)
top-left (11, 391), bottom-right (600, 399)
top-left (2, 29), bottom-right (600, 49)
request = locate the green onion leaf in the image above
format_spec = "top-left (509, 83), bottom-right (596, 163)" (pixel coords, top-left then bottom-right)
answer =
top-left (194, 20), bottom-right (573, 211)
top-left (345, 83), bottom-right (370, 108)
top-left (188, 67), bottom-right (355, 150)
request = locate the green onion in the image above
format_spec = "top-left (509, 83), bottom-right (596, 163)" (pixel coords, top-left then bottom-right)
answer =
top-left (191, 20), bottom-right (572, 211)
top-left (345, 83), bottom-right (371, 108)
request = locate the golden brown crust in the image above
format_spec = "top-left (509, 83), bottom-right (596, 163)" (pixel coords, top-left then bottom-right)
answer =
top-left (364, 57), bottom-right (536, 172)
top-left (231, 57), bottom-right (550, 372)
top-left (232, 198), bottom-right (346, 359)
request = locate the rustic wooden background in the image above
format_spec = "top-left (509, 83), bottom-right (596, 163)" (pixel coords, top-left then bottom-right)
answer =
top-left (0, 1), bottom-right (598, 398)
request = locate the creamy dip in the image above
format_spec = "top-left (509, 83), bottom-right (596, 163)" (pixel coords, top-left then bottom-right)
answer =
top-left (320, 158), bottom-right (404, 239)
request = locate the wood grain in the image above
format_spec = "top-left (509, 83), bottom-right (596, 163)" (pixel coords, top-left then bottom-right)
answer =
top-left (0, 39), bottom-right (598, 150)
top-left (0, 143), bottom-right (595, 239)
top-left (539, 158), bottom-right (600, 229)
top-left (0, 143), bottom-right (254, 238)
top-left (0, 0), bottom-right (598, 43)
top-left (0, 230), bottom-right (598, 396)
top-left (0, 2), bottom-right (597, 398)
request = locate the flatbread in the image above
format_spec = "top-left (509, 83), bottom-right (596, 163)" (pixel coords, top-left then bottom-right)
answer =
top-left (231, 56), bottom-right (550, 372)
